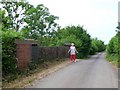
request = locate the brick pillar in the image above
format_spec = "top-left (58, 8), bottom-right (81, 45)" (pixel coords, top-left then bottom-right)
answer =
top-left (16, 44), bottom-right (31, 69)
top-left (15, 39), bottom-right (38, 69)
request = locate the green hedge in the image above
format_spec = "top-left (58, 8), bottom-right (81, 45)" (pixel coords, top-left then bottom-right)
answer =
top-left (2, 30), bottom-right (23, 81)
top-left (106, 32), bottom-right (119, 67)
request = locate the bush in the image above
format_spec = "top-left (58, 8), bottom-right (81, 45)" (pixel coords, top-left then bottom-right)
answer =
top-left (106, 32), bottom-right (119, 67)
top-left (2, 30), bottom-right (24, 81)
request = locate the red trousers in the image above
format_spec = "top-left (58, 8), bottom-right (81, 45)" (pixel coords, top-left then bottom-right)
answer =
top-left (70, 54), bottom-right (76, 61)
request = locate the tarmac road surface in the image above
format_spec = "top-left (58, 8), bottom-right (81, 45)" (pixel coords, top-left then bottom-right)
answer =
top-left (27, 52), bottom-right (118, 88)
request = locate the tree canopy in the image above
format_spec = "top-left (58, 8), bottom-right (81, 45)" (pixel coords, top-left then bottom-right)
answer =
top-left (55, 25), bottom-right (91, 58)
top-left (1, 1), bottom-right (59, 40)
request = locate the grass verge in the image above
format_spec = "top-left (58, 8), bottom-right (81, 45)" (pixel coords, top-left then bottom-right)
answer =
top-left (106, 54), bottom-right (118, 68)
top-left (2, 58), bottom-right (71, 88)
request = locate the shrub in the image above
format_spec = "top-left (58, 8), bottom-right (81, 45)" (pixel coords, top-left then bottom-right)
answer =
top-left (2, 30), bottom-right (24, 81)
top-left (106, 32), bottom-right (119, 67)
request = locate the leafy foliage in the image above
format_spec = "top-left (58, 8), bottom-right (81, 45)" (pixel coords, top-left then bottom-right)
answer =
top-left (55, 25), bottom-right (91, 58)
top-left (1, 1), bottom-right (59, 82)
top-left (89, 38), bottom-right (106, 55)
top-left (23, 4), bottom-right (59, 40)
top-left (106, 32), bottom-right (119, 67)
top-left (1, 1), bottom-right (59, 41)
top-left (2, 30), bottom-right (24, 81)
top-left (1, 1), bottom-right (30, 31)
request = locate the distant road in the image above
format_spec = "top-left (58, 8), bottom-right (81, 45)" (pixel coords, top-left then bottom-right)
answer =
top-left (27, 52), bottom-right (118, 88)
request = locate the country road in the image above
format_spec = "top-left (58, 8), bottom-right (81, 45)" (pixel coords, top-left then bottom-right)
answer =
top-left (27, 52), bottom-right (118, 88)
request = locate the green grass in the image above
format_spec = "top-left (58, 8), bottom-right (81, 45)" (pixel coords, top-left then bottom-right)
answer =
top-left (106, 54), bottom-right (119, 68)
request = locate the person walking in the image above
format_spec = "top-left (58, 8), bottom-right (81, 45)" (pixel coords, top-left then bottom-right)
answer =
top-left (68, 43), bottom-right (78, 62)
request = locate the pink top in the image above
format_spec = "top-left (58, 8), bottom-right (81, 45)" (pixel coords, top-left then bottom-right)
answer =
top-left (70, 46), bottom-right (76, 55)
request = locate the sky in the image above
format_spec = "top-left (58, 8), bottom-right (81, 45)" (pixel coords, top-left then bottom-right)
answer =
top-left (28, 0), bottom-right (119, 44)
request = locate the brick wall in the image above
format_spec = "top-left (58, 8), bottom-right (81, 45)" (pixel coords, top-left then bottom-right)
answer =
top-left (31, 46), bottom-right (69, 63)
top-left (15, 39), bottom-right (38, 69)
top-left (16, 44), bottom-right (31, 69)
top-left (15, 40), bottom-right (69, 69)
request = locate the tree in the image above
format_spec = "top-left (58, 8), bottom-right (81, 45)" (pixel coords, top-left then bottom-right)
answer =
top-left (1, 1), bottom-right (59, 45)
top-left (89, 39), bottom-right (98, 55)
top-left (1, 1), bottom-right (31, 31)
top-left (89, 38), bottom-right (106, 55)
top-left (23, 4), bottom-right (59, 40)
top-left (56, 25), bottom-right (91, 58)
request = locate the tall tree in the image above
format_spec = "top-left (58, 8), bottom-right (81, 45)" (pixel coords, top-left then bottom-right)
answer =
top-left (23, 4), bottom-right (59, 40)
top-left (1, 1), bottom-right (32, 31)
top-left (1, 1), bottom-right (59, 41)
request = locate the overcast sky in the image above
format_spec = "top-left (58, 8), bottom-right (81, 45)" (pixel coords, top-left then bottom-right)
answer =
top-left (28, 0), bottom-right (119, 44)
